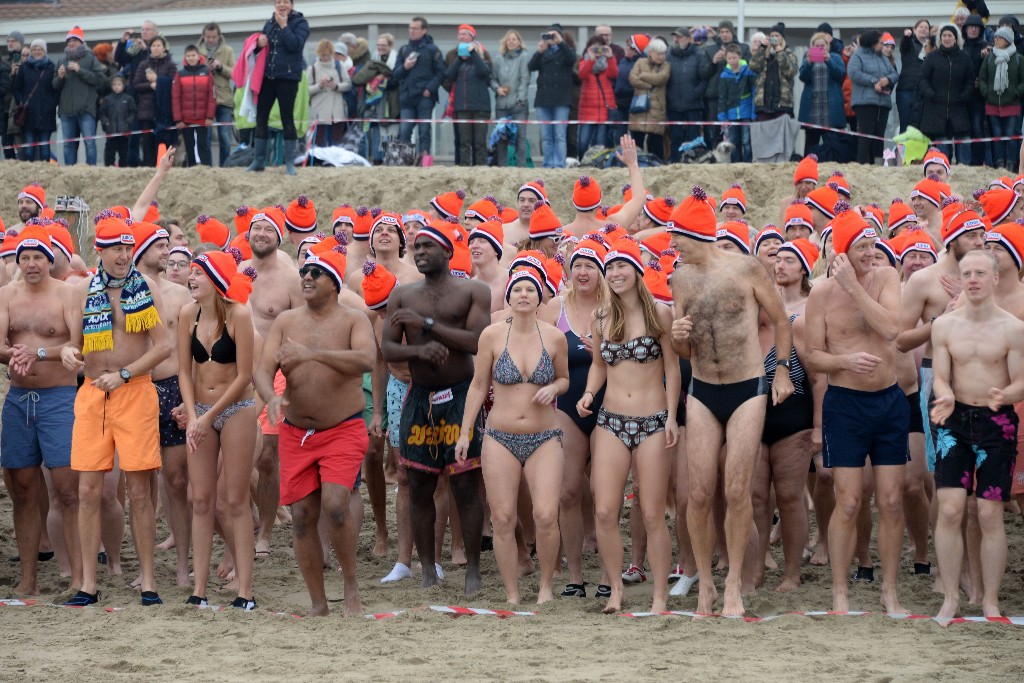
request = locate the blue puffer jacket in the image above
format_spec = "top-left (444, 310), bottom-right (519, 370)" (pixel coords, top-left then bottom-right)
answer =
top-left (392, 35), bottom-right (446, 106)
top-left (798, 53), bottom-right (847, 128)
top-left (261, 10), bottom-right (309, 81)
top-left (847, 47), bottom-right (898, 108)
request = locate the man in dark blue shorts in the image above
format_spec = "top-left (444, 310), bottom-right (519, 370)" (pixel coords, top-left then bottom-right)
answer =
top-left (930, 249), bottom-right (1024, 620)
top-left (805, 203), bottom-right (908, 615)
top-left (382, 219), bottom-right (491, 595)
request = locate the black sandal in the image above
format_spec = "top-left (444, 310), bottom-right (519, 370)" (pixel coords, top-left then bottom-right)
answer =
top-left (560, 583), bottom-right (586, 597)
top-left (185, 595), bottom-right (208, 607)
top-left (141, 591), bottom-right (163, 606)
top-left (596, 584), bottom-right (612, 598)
top-left (913, 562), bottom-right (932, 575)
top-left (852, 566), bottom-right (875, 583)
top-left (64, 590), bottom-right (99, 607)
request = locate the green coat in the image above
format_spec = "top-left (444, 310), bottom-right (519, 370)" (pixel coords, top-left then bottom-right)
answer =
top-left (978, 51), bottom-right (1024, 107)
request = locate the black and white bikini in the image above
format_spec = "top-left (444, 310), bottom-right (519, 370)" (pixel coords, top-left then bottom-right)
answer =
top-left (191, 308), bottom-right (254, 433)
top-left (485, 322), bottom-right (563, 466)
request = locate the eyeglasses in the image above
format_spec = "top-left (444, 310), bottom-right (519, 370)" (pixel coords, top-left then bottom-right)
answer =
top-left (167, 260), bottom-right (189, 269)
top-left (298, 265), bottom-right (326, 280)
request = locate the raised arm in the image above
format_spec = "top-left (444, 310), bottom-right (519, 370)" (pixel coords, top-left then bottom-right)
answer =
top-left (606, 135), bottom-right (647, 227)
top-left (131, 147), bottom-right (175, 220)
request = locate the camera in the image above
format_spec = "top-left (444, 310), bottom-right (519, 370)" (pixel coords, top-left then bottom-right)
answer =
top-left (541, 32), bottom-right (555, 41)
top-left (770, 36), bottom-right (779, 46)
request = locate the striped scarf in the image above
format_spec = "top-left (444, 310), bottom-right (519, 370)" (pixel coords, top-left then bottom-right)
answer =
top-left (83, 262), bottom-right (160, 354)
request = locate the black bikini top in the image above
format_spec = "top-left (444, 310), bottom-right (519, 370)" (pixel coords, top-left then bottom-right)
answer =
top-left (191, 309), bottom-right (237, 365)
top-left (598, 317), bottom-right (663, 366)
top-left (492, 322), bottom-right (556, 386)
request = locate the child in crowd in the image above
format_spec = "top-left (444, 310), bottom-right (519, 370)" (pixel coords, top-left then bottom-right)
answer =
top-left (718, 44), bottom-right (756, 162)
top-left (172, 44), bottom-right (216, 166)
top-left (99, 74), bottom-right (136, 167)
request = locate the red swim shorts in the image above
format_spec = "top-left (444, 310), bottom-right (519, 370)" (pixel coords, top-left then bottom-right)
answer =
top-left (258, 370), bottom-right (287, 436)
top-left (278, 412), bottom-right (368, 505)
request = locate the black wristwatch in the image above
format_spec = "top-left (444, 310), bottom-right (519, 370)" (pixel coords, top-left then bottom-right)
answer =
top-left (119, 368), bottom-right (132, 382)
top-left (422, 317), bottom-right (435, 333)
top-left (777, 359), bottom-right (791, 371)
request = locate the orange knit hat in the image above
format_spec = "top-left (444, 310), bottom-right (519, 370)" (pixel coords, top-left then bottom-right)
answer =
top-left (720, 184), bottom-right (747, 214)
top-left (191, 250), bottom-right (257, 304)
top-left (93, 211), bottom-right (134, 250)
top-left (894, 228), bottom-right (937, 263)
top-left (831, 201), bottom-right (877, 255)
top-left (570, 237), bottom-right (608, 274)
top-left (469, 219), bottom-right (504, 258)
top-left (640, 230), bottom-right (672, 258)
top-left (529, 201), bottom-right (562, 240)
top-left (196, 214), bottom-right (231, 250)
top-left (643, 197), bottom-right (676, 226)
top-left (517, 179), bottom-right (547, 202)
top-left (805, 183), bottom-right (841, 219)
top-left (777, 238), bottom-right (820, 276)
top-left (922, 148), bottom-right (951, 176)
top-left (716, 221), bottom-right (751, 253)
top-left (431, 189), bottom-right (467, 220)
top-left (940, 198), bottom-right (985, 248)
top-left (754, 225), bottom-right (784, 253)
top-left (667, 186), bottom-right (716, 242)
top-left (887, 198), bottom-right (917, 233)
top-left (18, 183), bottom-right (46, 211)
top-left (47, 223), bottom-right (75, 261)
top-left (15, 225), bottom-right (54, 263)
top-left (234, 205), bottom-right (258, 234)
top-left (464, 195), bottom-right (502, 222)
top-left (361, 260), bottom-right (398, 310)
top-left (285, 195), bottom-right (318, 234)
top-left (793, 154), bottom-right (819, 186)
top-left (784, 201), bottom-right (815, 234)
top-left (131, 221), bottom-right (169, 264)
top-left (251, 206), bottom-right (286, 243)
top-left (352, 206), bottom-right (373, 241)
top-left (828, 171), bottom-right (850, 198)
top-left (604, 236), bottom-right (645, 275)
top-left (976, 187), bottom-right (1020, 224)
top-left (643, 260), bottom-right (672, 303)
top-left (986, 220), bottom-right (1024, 270)
top-left (573, 176), bottom-right (602, 211)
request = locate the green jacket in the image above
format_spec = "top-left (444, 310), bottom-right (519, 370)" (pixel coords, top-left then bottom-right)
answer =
top-left (234, 70), bottom-right (308, 135)
top-left (978, 51), bottom-right (1024, 107)
top-left (749, 47), bottom-right (798, 112)
top-left (52, 50), bottom-right (106, 117)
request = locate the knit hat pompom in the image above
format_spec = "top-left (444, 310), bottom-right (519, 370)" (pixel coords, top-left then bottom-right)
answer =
top-left (833, 200), bottom-right (851, 215)
top-left (972, 188), bottom-right (987, 201)
top-left (370, 207), bottom-right (382, 218)
top-left (243, 266), bottom-right (258, 281)
top-left (93, 209), bottom-right (118, 225)
top-left (363, 260), bottom-right (377, 276)
top-left (691, 185), bottom-right (708, 201)
top-left (297, 195), bottom-right (310, 208)
top-left (226, 246), bottom-right (243, 264)
top-left (356, 205), bottom-right (369, 217)
top-left (941, 195), bottom-right (961, 210)
top-left (455, 189), bottom-right (466, 199)
top-left (579, 176), bottom-right (591, 187)
top-left (236, 205), bottom-right (250, 216)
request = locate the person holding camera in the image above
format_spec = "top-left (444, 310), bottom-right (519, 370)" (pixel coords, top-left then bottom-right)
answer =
top-left (798, 32), bottom-right (847, 156)
top-left (491, 30), bottom-right (530, 167)
top-left (918, 24), bottom-right (975, 165)
top-left (848, 29), bottom-right (898, 165)
top-left (750, 23), bottom-right (798, 122)
top-left (2, 32), bottom-right (25, 160)
top-left (444, 24), bottom-right (492, 167)
top-left (115, 21), bottom-right (159, 166)
top-left (199, 23), bottom-right (236, 166)
top-left (897, 20), bottom-right (931, 133)
top-left (54, 27), bottom-right (106, 167)
top-left (392, 16), bottom-right (446, 156)
top-left (529, 24), bottom-right (576, 168)
top-left (578, 35), bottom-right (618, 153)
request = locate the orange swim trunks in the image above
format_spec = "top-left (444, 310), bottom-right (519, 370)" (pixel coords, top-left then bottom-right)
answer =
top-left (258, 370), bottom-right (287, 436)
top-left (278, 412), bottom-right (368, 505)
top-left (71, 376), bottom-right (161, 472)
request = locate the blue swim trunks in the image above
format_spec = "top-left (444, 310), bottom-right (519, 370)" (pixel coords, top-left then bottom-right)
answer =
top-left (822, 383), bottom-right (909, 469)
top-left (1, 385), bottom-right (77, 469)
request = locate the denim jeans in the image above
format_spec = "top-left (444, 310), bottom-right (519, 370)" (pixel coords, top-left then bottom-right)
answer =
top-left (21, 128), bottom-right (50, 162)
top-left (606, 107), bottom-right (628, 146)
top-left (214, 104), bottom-right (234, 166)
top-left (535, 105), bottom-right (569, 168)
top-left (895, 88), bottom-right (919, 133)
top-left (668, 108), bottom-right (704, 162)
top-left (60, 112), bottom-right (97, 165)
top-left (577, 123), bottom-right (607, 154)
top-left (726, 122), bottom-right (751, 162)
top-left (988, 114), bottom-right (1023, 167)
top-left (399, 97), bottom-right (436, 154)
top-left (968, 99), bottom-right (990, 167)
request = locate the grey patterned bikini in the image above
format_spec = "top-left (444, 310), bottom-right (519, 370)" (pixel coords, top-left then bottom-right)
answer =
top-left (486, 322), bottom-right (563, 466)
top-left (595, 318), bottom-right (668, 450)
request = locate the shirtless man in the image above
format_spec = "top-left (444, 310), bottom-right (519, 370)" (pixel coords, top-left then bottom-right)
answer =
top-left (930, 249), bottom-right (1024, 619)
top-left (256, 248), bottom-right (376, 617)
top-left (778, 154), bottom-right (819, 223)
top-left (381, 221), bottom-right (491, 594)
top-left (668, 186), bottom-right (794, 617)
top-left (242, 207), bottom-right (303, 557)
top-left (805, 184), bottom-right (841, 235)
top-left (0, 228), bottom-right (81, 596)
top-left (502, 181), bottom-right (545, 247)
top-left (774, 241), bottom-right (813, 315)
top-left (908, 176), bottom-right (948, 247)
top-left (133, 221), bottom-right (192, 586)
top-left (61, 216), bottom-right (169, 606)
top-left (805, 204), bottom-right (908, 615)
top-left (347, 213), bottom-right (420, 294)
top-left (469, 220), bottom-right (507, 312)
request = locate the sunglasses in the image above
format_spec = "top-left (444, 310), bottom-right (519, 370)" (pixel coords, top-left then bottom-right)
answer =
top-left (298, 265), bottom-right (327, 280)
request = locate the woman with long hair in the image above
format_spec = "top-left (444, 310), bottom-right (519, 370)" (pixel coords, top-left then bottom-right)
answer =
top-left (492, 30), bottom-right (531, 167)
top-left (456, 269), bottom-right (569, 604)
top-left (178, 251), bottom-right (259, 609)
top-left (578, 237), bottom-right (679, 613)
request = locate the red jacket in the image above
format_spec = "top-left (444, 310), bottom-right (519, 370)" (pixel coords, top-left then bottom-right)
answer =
top-left (578, 57), bottom-right (619, 124)
top-left (172, 63), bottom-right (216, 125)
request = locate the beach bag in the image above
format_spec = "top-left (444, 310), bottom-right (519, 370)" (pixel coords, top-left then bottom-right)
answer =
top-left (629, 92), bottom-right (650, 114)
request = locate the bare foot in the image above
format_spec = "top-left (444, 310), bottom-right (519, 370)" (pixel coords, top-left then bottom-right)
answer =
top-left (219, 574), bottom-right (239, 592)
top-left (421, 569), bottom-right (443, 588)
top-left (11, 580), bottom-right (40, 597)
top-left (880, 590), bottom-right (909, 616)
top-left (809, 543), bottom-right (829, 566)
top-left (694, 583), bottom-right (718, 616)
top-left (306, 603), bottom-right (330, 618)
top-left (537, 587), bottom-right (554, 605)
top-left (254, 538), bottom-right (272, 560)
top-left (582, 536), bottom-right (597, 554)
top-left (518, 556), bottom-right (535, 578)
top-left (505, 593), bottom-right (520, 606)
top-left (342, 595), bottom-right (363, 617)
top-left (464, 567), bottom-right (482, 596)
top-left (764, 551), bottom-right (778, 571)
top-left (936, 596), bottom-right (959, 620)
top-left (601, 585), bottom-right (623, 614)
top-left (372, 533), bottom-right (389, 558)
top-left (217, 557), bottom-right (235, 579)
top-left (650, 597), bottom-right (667, 614)
top-left (981, 600), bottom-right (1001, 618)
top-left (156, 534), bottom-right (175, 551)
top-left (715, 557), bottom-right (729, 571)
top-left (129, 573), bottom-right (142, 590)
top-left (769, 521), bottom-right (782, 545)
top-left (832, 589), bottom-right (850, 613)
top-left (722, 582), bottom-right (745, 617)
top-left (451, 546), bottom-right (467, 567)
top-left (106, 559), bottom-right (122, 576)
top-left (176, 567), bottom-right (191, 588)
top-left (775, 576), bottom-right (801, 593)
top-left (275, 506), bottom-right (292, 525)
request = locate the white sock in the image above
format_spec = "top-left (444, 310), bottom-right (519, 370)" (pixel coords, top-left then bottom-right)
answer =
top-left (381, 562), bottom-right (413, 584)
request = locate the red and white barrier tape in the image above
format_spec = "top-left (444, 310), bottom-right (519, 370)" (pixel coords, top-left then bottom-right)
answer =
top-left (430, 604), bottom-right (538, 617)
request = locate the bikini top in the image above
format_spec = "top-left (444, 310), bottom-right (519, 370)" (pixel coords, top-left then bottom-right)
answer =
top-left (492, 322), bottom-right (556, 386)
top-left (598, 317), bottom-right (663, 366)
top-left (191, 309), bottom-right (237, 365)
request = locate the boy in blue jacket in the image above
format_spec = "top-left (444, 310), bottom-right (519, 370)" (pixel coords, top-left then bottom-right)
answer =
top-left (718, 45), bottom-right (755, 161)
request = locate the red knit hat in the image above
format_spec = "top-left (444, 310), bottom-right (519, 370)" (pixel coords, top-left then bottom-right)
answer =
top-left (831, 201), bottom-right (877, 255)
top-left (643, 197), bottom-right (676, 226)
top-left (66, 26), bottom-right (85, 42)
top-left (805, 183), bottom-right (841, 219)
top-left (417, 217), bottom-right (458, 254)
top-left (509, 249), bottom-right (550, 290)
top-left (285, 195), bottom-right (318, 233)
top-left (720, 184), bottom-right (747, 214)
top-left (517, 179), bottom-right (547, 202)
top-left (251, 206), bottom-right (286, 243)
top-left (464, 195), bottom-right (502, 222)
top-left (986, 221), bottom-right (1024, 270)
top-left (784, 201), bottom-right (815, 234)
top-left (894, 228), bottom-right (938, 263)
top-left (458, 23), bottom-right (477, 38)
top-left (667, 186), bottom-right (717, 242)
top-left (922, 148), bottom-right (951, 176)
top-left (47, 223), bottom-right (74, 261)
top-left (940, 198), bottom-right (985, 248)
top-left (361, 260), bottom-right (398, 310)
top-left (109, 205), bottom-right (132, 221)
top-left (132, 221), bottom-right (170, 264)
top-left (191, 251), bottom-right (257, 303)
top-left (303, 247), bottom-right (347, 291)
top-left (196, 214), bottom-right (231, 250)
top-left (643, 260), bottom-right (672, 303)
top-left (143, 201), bottom-right (160, 223)
top-left (628, 34), bottom-right (650, 53)
top-left (544, 254), bottom-right (565, 294)
top-left (431, 189), bottom-right (466, 220)
top-left (529, 201), bottom-right (562, 240)
top-left (754, 225), bottom-right (785, 253)
top-left (604, 236), bottom-right (645, 275)
top-left (716, 221), bottom-right (751, 253)
top-left (911, 175), bottom-right (951, 208)
top-left (777, 238), bottom-right (819, 276)
top-left (880, 32), bottom-right (896, 46)
top-left (15, 225), bottom-right (54, 263)
top-left (570, 237), bottom-right (608, 274)
top-left (640, 230), bottom-right (672, 258)
top-left (351, 206), bottom-right (373, 241)
top-left (234, 205), bottom-right (257, 234)
top-left (659, 248), bottom-right (678, 274)
top-left (505, 268), bottom-right (544, 305)
top-left (499, 206), bottom-right (519, 224)
top-left (331, 204), bottom-right (355, 229)
top-left (449, 229), bottom-right (473, 279)
top-left (469, 219), bottom-right (504, 258)
top-left (229, 232), bottom-right (253, 260)
top-left (599, 223), bottom-right (628, 243)
top-left (828, 171), bottom-right (850, 198)
top-left (863, 204), bottom-right (885, 233)
top-left (794, 154), bottom-right (819, 186)
top-left (573, 176), bottom-right (602, 211)
top-left (977, 187), bottom-right (1020, 224)
top-left (94, 211), bottom-right (135, 250)
top-left (370, 211), bottom-right (407, 251)
top-left (887, 198), bottom-right (917, 233)
top-left (18, 184), bottom-right (46, 211)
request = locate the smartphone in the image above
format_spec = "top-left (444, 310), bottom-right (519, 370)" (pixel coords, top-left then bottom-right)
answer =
top-left (457, 42), bottom-right (470, 57)
top-left (770, 36), bottom-right (779, 46)
top-left (407, 51), bottom-right (419, 62)
top-left (808, 46), bottom-right (825, 62)
top-left (11, 51), bottom-right (20, 64)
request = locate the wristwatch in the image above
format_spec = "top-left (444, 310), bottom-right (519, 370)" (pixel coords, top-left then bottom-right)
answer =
top-left (777, 359), bottom-right (791, 371)
top-left (119, 368), bottom-right (132, 382)
top-left (36, 347), bottom-right (46, 360)
top-left (422, 317), bottom-right (435, 333)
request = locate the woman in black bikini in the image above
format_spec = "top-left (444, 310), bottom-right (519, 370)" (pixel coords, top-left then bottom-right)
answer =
top-left (178, 251), bottom-right (259, 610)
top-left (577, 237), bottom-right (679, 614)
top-left (456, 269), bottom-right (569, 605)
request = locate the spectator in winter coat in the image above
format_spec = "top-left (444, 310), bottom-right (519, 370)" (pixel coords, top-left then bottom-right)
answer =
top-left (352, 34), bottom-right (399, 164)
top-left (307, 39), bottom-right (351, 147)
top-left (978, 26), bottom-right (1024, 170)
top-left (611, 37), bottom-right (645, 143)
top-left (628, 38), bottom-right (670, 160)
top-left (847, 30), bottom-right (898, 164)
top-left (918, 24), bottom-right (975, 164)
top-left (529, 23), bottom-right (577, 168)
top-left (897, 20), bottom-right (931, 132)
top-left (2, 31), bottom-right (25, 160)
top-left (132, 35), bottom-right (177, 166)
top-left (750, 23), bottom-right (798, 121)
top-left (577, 35), bottom-right (619, 152)
top-left (14, 40), bottom-right (59, 162)
top-left (798, 32), bottom-right (847, 156)
top-left (444, 24), bottom-right (492, 166)
top-left (172, 44), bottom-right (216, 166)
top-left (99, 74), bottom-right (135, 166)
top-left (717, 44), bottom-right (755, 162)
top-left (491, 30), bottom-right (530, 166)
top-left (200, 23), bottom-right (236, 166)
top-left (392, 16), bottom-right (446, 155)
top-left (53, 27), bottom-right (107, 166)
top-left (699, 20), bottom-right (751, 145)
top-left (961, 13), bottom-right (991, 166)
top-left (666, 27), bottom-right (706, 160)
top-left (115, 19), bottom-right (158, 166)
top-left (246, 0), bottom-right (310, 175)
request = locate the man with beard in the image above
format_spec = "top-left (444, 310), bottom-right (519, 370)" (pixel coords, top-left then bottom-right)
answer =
top-left (10, 184), bottom-right (46, 233)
